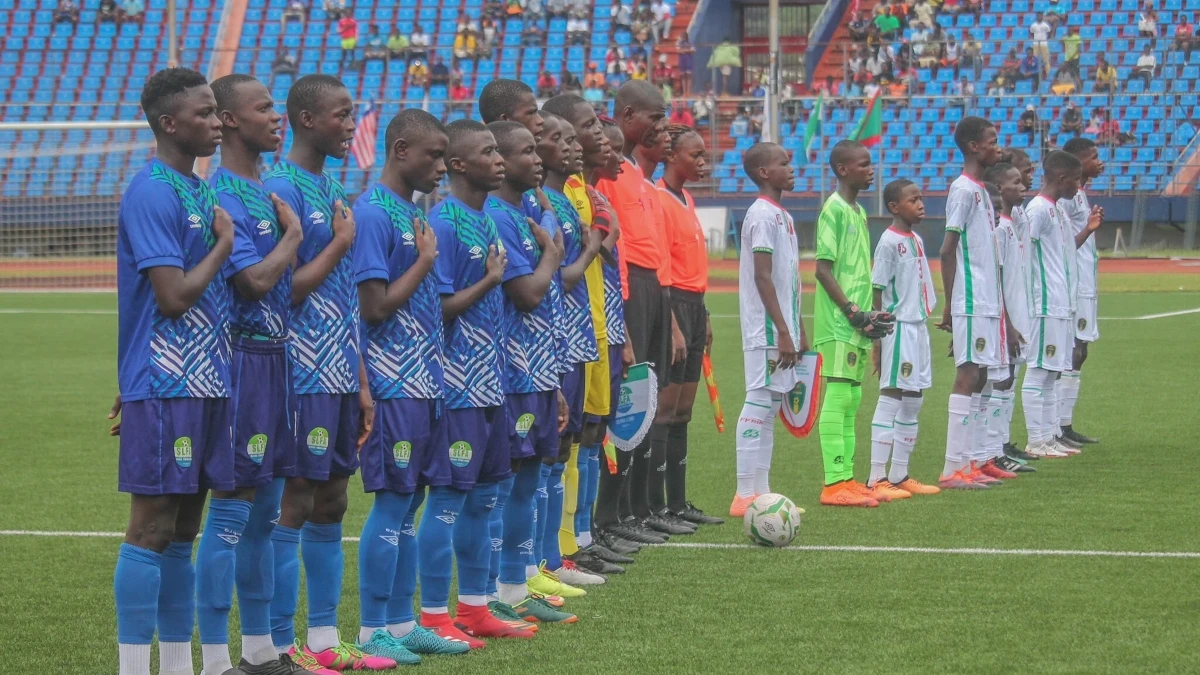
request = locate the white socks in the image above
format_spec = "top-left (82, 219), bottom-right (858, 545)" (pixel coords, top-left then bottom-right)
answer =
top-left (994, 387), bottom-right (1015, 445)
top-left (869, 396), bottom-right (901, 484)
top-left (890, 395), bottom-right (923, 484)
top-left (307, 625), bottom-right (340, 653)
top-left (118, 644), bottom-right (151, 675)
top-left (735, 389), bottom-right (780, 498)
top-left (971, 390), bottom-right (987, 464)
top-left (387, 621), bottom-right (417, 639)
top-left (242, 634), bottom-right (278, 666)
top-left (984, 387), bottom-right (1005, 460)
top-left (158, 641), bottom-right (192, 675)
top-left (577, 531), bottom-right (593, 548)
top-left (459, 594), bottom-right (488, 607)
top-left (1058, 370), bottom-right (1080, 427)
top-left (943, 393), bottom-right (972, 477)
top-left (497, 581), bottom-right (527, 607)
top-left (1022, 367), bottom-right (1059, 445)
top-left (201, 644), bottom-right (233, 675)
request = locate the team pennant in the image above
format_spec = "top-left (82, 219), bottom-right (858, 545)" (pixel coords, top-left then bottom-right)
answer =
top-left (609, 362), bottom-right (658, 451)
top-left (779, 352), bottom-right (823, 438)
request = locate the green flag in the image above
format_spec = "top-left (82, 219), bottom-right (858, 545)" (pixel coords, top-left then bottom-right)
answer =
top-left (848, 90), bottom-right (884, 147)
top-left (801, 92), bottom-right (823, 164)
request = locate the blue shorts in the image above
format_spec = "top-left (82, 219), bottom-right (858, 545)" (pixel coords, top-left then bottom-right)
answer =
top-left (230, 337), bottom-right (296, 488)
top-left (587, 342), bottom-right (625, 426)
top-left (293, 392), bottom-right (361, 481)
top-left (426, 405), bottom-right (511, 490)
top-left (361, 398), bottom-right (442, 495)
top-left (560, 363), bottom-right (585, 435)
top-left (118, 397), bottom-right (234, 495)
top-left (505, 390), bottom-right (560, 462)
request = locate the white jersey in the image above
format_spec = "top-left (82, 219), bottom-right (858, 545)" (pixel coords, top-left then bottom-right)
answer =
top-left (995, 211), bottom-right (1033, 342)
top-left (739, 196), bottom-right (801, 351)
top-left (1027, 194), bottom-right (1077, 318)
top-left (872, 226), bottom-right (937, 323)
top-left (1059, 188), bottom-right (1098, 299)
top-left (945, 174), bottom-right (1002, 317)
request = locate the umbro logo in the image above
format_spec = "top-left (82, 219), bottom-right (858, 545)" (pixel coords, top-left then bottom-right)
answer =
top-left (401, 527), bottom-right (416, 537)
top-left (523, 238), bottom-right (534, 251)
top-left (188, 214), bottom-right (202, 228)
top-left (437, 514), bottom-right (457, 525)
top-left (518, 539), bottom-right (534, 552)
top-left (402, 231), bottom-right (415, 245)
top-left (469, 245), bottom-right (484, 260)
top-left (490, 537), bottom-right (503, 551)
top-left (257, 220), bottom-right (273, 234)
top-left (379, 535), bottom-right (399, 546)
top-left (217, 532), bottom-right (240, 546)
top-left (309, 210), bottom-right (326, 225)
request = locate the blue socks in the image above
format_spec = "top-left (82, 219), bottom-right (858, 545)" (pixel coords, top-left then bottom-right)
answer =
top-left (386, 489), bottom-right (423, 626)
top-left (269, 524), bottom-right (301, 648)
top-left (158, 540), bottom-right (196, 644)
top-left (454, 482), bottom-right (499, 598)
top-left (501, 459), bottom-right (541, 584)
top-left (359, 491), bottom-right (414, 629)
top-left (417, 486), bottom-right (466, 609)
top-left (301, 521), bottom-right (344, 629)
top-left (197, 498), bottom-right (251, 646)
top-left (575, 443), bottom-right (600, 536)
top-left (488, 477), bottom-right (513, 596)
top-left (543, 463), bottom-right (566, 570)
top-left (115, 543), bottom-right (162, 645)
top-left (534, 463), bottom-right (551, 563)
top-left (236, 481), bottom-right (283, 641)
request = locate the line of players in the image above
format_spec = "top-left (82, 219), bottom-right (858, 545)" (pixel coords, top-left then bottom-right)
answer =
top-left (732, 117), bottom-right (1104, 511)
top-left (110, 69), bottom-right (720, 675)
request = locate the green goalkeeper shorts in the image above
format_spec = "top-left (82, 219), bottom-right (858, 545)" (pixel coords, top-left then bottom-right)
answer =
top-left (817, 340), bottom-right (867, 384)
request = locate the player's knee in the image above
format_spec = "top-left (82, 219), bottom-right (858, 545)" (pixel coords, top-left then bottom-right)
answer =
top-left (125, 516), bottom-right (177, 552)
top-left (309, 479), bottom-right (349, 523)
top-left (172, 514), bottom-right (203, 543)
top-left (673, 405), bottom-right (694, 425)
top-left (556, 448), bottom-right (572, 464)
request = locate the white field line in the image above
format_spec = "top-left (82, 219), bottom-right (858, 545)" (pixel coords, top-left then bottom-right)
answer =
top-left (2, 529), bottom-right (1197, 559)
top-left (0, 308), bottom-right (116, 314)
top-left (710, 308), bottom-right (1200, 321)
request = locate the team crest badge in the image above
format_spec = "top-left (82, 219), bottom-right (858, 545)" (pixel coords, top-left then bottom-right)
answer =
top-left (766, 358), bottom-right (777, 374)
top-left (1046, 344), bottom-right (1057, 357)
top-left (901, 362), bottom-right (913, 378)
top-left (392, 441), bottom-right (412, 468)
top-left (898, 242), bottom-right (907, 255)
top-left (974, 337), bottom-right (986, 353)
top-left (847, 351), bottom-right (857, 366)
top-left (1078, 318), bottom-right (1087, 331)
top-left (974, 192), bottom-right (981, 204)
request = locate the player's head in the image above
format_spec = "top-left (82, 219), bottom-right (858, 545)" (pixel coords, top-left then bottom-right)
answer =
top-left (479, 78), bottom-right (543, 138)
top-left (663, 124), bottom-right (706, 184)
top-left (488, 120), bottom-right (542, 193)
top-left (1006, 147), bottom-right (1035, 190)
top-left (743, 142), bottom-right (794, 193)
top-left (984, 162), bottom-right (1025, 209)
top-left (445, 119), bottom-right (505, 191)
top-left (614, 80), bottom-right (667, 149)
top-left (985, 182), bottom-right (1002, 223)
top-left (1063, 137), bottom-right (1104, 180)
top-left (383, 108), bottom-right (448, 194)
top-left (596, 116), bottom-right (624, 182)
top-left (543, 93), bottom-right (605, 159)
top-left (1042, 149), bottom-right (1083, 200)
top-left (559, 116), bottom-right (584, 176)
top-left (286, 74), bottom-right (355, 160)
top-left (211, 74), bottom-right (282, 155)
top-left (829, 140), bottom-right (874, 191)
top-left (535, 113), bottom-right (570, 178)
top-left (141, 67), bottom-right (222, 157)
top-left (954, 116), bottom-right (1000, 167)
top-left (883, 178), bottom-right (924, 226)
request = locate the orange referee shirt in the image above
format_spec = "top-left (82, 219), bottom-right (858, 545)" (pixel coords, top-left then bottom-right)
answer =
top-left (596, 155), bottom-right (669, 296)
top-left (657, 179), bottom-right (707, 293)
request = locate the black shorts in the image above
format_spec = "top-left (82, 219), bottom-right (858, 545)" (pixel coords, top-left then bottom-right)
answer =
top-left (624, 264), bottom-right (671, 390)
top-left (669, 289), bottom-right (707, 385)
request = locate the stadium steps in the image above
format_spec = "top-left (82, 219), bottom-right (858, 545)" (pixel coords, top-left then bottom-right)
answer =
top-left (812, 0), bottom-right (880, 86)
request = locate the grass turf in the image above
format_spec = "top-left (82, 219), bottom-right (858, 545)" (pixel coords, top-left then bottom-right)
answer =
top-left (1, 287), bottom-right (1198, 674)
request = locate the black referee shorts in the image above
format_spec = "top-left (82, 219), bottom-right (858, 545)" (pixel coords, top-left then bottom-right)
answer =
top-left (669, 288), bottom-right (707, 385)
top-left (624, 264), bottom-right (671, 389)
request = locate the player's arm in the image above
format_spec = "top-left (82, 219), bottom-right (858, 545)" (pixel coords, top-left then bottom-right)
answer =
top-left (504, 218), bottom-right (563, 312)
top-left (357, 359), bottom-right (373, 448)
top-left (292, 199), bottom-right (354, 305)
top-left (561, 226), bottom-right (603, 291)
top-left (938, 190), bottom-right (968, 331)
top-left (441, 245), bottom-right (507, 320)
top-left (589, 186), bottom-right (620, 266)
top-left (232, 194), bottom-right (304, 302)
top-left (1074, 205), bottom-right (1104, 248)
top-left (752, 251), bottom-right (797, 369)
top-left (871, 287), bottom-right (884, 375)
top-left (358, 216), bottom-right (438, 325)
top-left (147, 206), bottom-right (235, 319)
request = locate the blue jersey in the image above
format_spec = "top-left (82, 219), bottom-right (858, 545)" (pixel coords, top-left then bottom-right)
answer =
top-left (522, 190), bottom-right (572, 374)
top-left (486, 196), bottom-right (560, 394)
top-left (263, 159), bottom-right (360, 395)
top-left (211, 168), bottom-right (291, 339)
top-left (603, 242), bottom-right (627, 346)
top-left (352, 183), bottom-right (444, 400)
top-left (116, 159), bottom-right (230, 401)
top-left (545, 187), bottom-right (599, 365)
top-left (430, 196), bottom-right (506, 409)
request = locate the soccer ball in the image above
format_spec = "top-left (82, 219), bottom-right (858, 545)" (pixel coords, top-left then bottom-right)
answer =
top-left (743, 493), bottom-right (803, 547)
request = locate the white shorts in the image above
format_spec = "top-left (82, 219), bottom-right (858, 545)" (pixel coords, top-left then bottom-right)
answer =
top-left (952, 314), bottom-right (1005, 368)
top-left (1075, 296), bottom-right (1099, 342)
top-left (1029, 316), bottom-right (1073, 372)
top-left (744, 348), bottom-right (798, 393)
top-left (879, 321), bottom-right (932, 392)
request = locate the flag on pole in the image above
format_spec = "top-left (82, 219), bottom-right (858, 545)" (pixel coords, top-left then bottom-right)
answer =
top-left (350, 100), bottom-right (379, 170)
top-left (848, 89), bottom-right (883, 147)
top-left (701, 354), bottom-right (725, 433)
top-left (800, 91), bottom-right (824, 164)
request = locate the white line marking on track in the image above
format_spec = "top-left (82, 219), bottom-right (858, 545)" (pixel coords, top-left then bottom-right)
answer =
top-left (0, 308), bottom-right (115, 315)
top-left (2, 530), bottom-right (1196, 558)
top-left (712, 308), bottom-right (1200, 322)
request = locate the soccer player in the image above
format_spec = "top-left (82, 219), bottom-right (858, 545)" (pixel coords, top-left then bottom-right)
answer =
top-left (352, 109), bottom-right (477, 661)
top-left (732, 142), bottom-right (808, 516)
top-left (867, 179), bottom-right (942, 498)
top-left (427, 119), bottom-right (532, 643)
top-left (1058, 138), bottom-right (1106, 447)
top-left (814, 140), bottom-right (893, 508)
top-left (484, 119), bottom-right (580, 623)
top-left (937, 116), bottom-right (1005, 489)
top-left (656, 124), bottom-right (724, 524)
top-left (479, 77), bottom-right (545, 139)
top-left (262, 75), bottom-right (377, 666)
top-left (1022, 151), bottom-right (1101, 457)
top-left (111, 67), bottom-right (233, 675)
top-left (594, 81), bottom-right (672, 547)
top-left (208, 73), bottom-right (317, 675)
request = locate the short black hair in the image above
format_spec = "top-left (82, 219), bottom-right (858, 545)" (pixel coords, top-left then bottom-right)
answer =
top-left (883, 178), bottom-right (915, 207)
top-left (828, 139), bottom-right (866, 173)
top-left (954, 115), bottom-right (994, 153)
top-left (486, 120), bottom-right (531, 155)
top-left (141, 67), bottom-right (209, 133)
top-left (743, 142), bottom-right (782, 185)
top-left (384, 108), bottom-right (446, 153)
top-left (1007, 147), bottom-right (1032, 167)
top-left (1043, 149), bottom-right (1082, 177)
top-left (985, 182), bottom-right (1001, 200)
top-left (984, 162), bottom-right (1017, 185)
top-left (446, 118), bottom-right (491, 159)
top-left (615, 80), bottom-right (664, 113)
top-left (210, 73), bottom-right (259, 114)
top-left (542, 93), bottom-right (589, 126)
top-left (478, 78), bottom-right (534, 123)
top-left (1062, 137), bottom-right (1096, 156)
top-left (286, 74), bottom-right (348, 121)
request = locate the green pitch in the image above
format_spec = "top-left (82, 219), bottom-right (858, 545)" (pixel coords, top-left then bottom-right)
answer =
top-left (1, 287), bottom-right (1198, 674)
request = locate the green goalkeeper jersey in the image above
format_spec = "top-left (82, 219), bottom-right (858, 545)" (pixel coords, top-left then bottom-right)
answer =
top-left (814, 192), bottom-right (873, 350)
